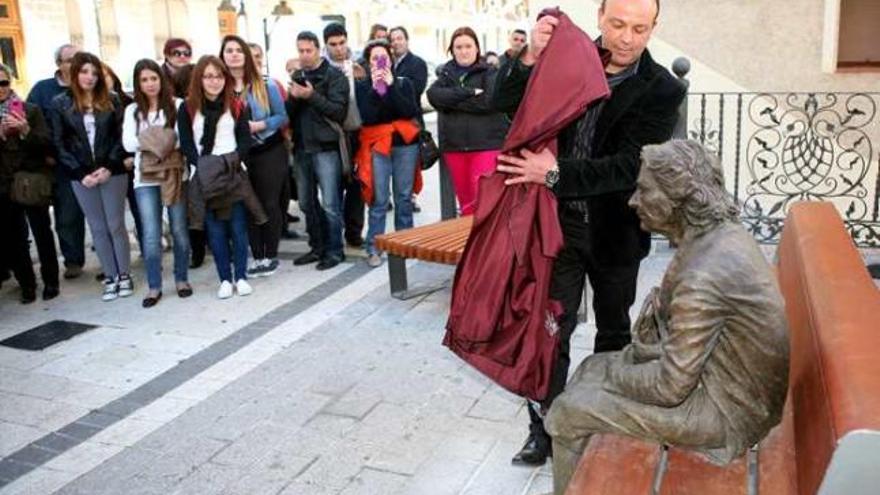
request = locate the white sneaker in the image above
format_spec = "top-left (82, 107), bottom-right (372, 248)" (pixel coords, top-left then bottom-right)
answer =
top-left (102, 277), bottom-right (119, 301)
top-left (235, 279), bottom-right (253, 296)
top-left (217, 280), bottom-right (234, 299)
top-left (366, 254), bottom-right (383, 268)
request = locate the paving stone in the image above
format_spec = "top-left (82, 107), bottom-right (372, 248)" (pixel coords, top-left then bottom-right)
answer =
top-left (209, 421), bottom-right (297, 467)
top-left (89, 418), bottom-right (164, 448)
top-left (524, 472), bottom-right (554, 495)
top-left (221, 453), bottom-right (315, 495)
top-left (0, 423), bottom-right (45, 457)
top-left (400, 455), bottom-right (482, 495)
top-left (339, 467), bottom-right (410, 495)
top-left (0, 467), bottom-right (75, 495)
top-left (7, 445), bottom-right (59, 467)
top-left (44, 440), bottom-right (125, 474)
top-left (459, 440), bottom-right (541, 495)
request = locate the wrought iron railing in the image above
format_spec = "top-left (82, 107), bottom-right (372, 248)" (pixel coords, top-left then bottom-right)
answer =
top-left (681, 91), bottom-right (880, 248)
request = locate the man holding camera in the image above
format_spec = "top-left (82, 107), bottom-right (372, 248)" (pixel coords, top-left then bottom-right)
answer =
top-left (286, 31), bottom-right (350, 270)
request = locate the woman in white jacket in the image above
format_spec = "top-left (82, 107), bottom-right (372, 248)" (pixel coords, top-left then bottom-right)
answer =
top-left (122, 59), bottom-right (191, 308)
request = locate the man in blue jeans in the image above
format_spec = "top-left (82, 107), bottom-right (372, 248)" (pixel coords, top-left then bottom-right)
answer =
top-left (27, 44), bottom-right (87, 279)
top-left (285, 31), bottom-right (350, 270)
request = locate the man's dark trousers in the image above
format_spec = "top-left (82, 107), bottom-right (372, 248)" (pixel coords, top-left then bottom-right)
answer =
top-left (528, 206), bottom-right (640, 426)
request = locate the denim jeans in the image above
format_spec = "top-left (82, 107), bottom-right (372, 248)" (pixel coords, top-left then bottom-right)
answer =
top-left (366, 144), bottom-right (419, 255)
top-left (205, 201), bottom-right (249, 283)
top-left (53, 176), bottom-right (86, 267)
top-left (294, 149), bottom-right (344, 260)
top-left (135, 186), bottom-right (190, 290)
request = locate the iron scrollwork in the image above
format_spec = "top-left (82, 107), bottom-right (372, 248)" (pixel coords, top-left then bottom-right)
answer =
top-left (738, 92), bottom-right (879, 246)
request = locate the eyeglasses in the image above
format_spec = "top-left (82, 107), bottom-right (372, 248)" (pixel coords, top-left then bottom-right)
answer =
top-left (172, 50), bottom-right (192, 57)
top-left (0, 80), bottom-right (10, 87)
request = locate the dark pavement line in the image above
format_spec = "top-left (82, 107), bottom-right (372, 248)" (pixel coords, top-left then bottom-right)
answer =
top-left (0, 262), bottom-right (372, 488)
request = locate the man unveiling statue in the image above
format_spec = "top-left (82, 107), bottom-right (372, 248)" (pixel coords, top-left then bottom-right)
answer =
top-left (545, 140), bottom-right (790, 493)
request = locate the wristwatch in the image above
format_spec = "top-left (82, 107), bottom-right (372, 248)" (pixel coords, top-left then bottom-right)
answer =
top-left (544, 167), bottom-right (560, 189)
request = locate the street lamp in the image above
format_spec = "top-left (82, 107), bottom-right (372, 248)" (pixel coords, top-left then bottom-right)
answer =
top-left (263, 1), bottom-right (294, 76)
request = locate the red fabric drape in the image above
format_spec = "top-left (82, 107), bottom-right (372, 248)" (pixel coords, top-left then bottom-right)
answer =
top-left (443, 8), bottom-right (610, 401)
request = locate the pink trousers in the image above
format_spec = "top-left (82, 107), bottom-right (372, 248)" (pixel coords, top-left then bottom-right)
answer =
top-left (444, 150), bottom-right (501, 215)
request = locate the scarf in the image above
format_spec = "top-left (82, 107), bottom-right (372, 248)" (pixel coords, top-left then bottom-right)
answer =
top-left (199, 97), bottom-right (224, 156)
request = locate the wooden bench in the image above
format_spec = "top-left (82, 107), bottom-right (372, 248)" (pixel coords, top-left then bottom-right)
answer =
top-left (374, 216), bottom-right (472, 299)
top-left (566, 202), bottom-right (880, 495)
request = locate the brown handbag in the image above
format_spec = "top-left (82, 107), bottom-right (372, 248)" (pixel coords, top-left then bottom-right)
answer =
top-left (11, 170), bottom-right (53, 206)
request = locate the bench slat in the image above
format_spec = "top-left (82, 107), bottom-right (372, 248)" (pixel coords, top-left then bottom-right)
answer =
top-left (565, 434), bottom-right (660, 495)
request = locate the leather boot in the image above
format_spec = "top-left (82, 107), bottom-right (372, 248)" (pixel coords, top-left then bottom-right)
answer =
top-left (511, 423), bottom-right (552, 466)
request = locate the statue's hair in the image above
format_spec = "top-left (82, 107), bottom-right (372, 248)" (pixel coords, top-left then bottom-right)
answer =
top-left (641, 139), bottom-right (739, 231)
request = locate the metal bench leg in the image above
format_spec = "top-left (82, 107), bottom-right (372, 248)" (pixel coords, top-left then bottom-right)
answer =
top-left (388, 255), bottom-right (451, 300)
top-left (388, 255), bottom-right (409, 297)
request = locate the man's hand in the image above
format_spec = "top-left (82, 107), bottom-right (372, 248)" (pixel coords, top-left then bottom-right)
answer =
top-left (522, 16), bottom-right (559, 66)
top-left (81, 174), bottom-right (98, 188)
top-left (289, 80), bottom-right (315, 99)
top-left (496, 148), bottom-right (557, 186)
top-left (123, 157), bottom-right (134, 171)
top-left (93, 167), bottom-right (111, 185)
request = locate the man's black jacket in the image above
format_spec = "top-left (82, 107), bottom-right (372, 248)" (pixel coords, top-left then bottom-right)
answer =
top-left (394, 52), bottom-right (429, 104)
top-left (493, 48), bottom-right (686, 266)
top-left (285, 61), bottom-right (349, 153)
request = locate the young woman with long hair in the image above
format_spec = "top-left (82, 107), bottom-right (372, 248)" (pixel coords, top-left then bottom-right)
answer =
top-left (178, 55), bottom-right (253, 299)
top-left (122, 59), bottom-right (192, 308)
top-left (219, 35), bottom-right (288, 278)
top-left (51, 52), bottom-right (133, 301)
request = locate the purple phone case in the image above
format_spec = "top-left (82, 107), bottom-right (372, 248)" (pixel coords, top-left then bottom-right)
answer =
top-left (374, 55), bottom-right (389, 96)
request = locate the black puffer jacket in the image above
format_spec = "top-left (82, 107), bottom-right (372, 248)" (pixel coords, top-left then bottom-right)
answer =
top-left (427, 60), bottom-right (509, 152)
top-left (285, 61), bottom-right (349, 153)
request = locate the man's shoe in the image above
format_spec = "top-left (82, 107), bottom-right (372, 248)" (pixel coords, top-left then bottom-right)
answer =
top-left (346, 236), bottom-right (365, 248)
top-left (263, 259), bottom-right (279, 276)
top-left (286, 213), bottom-right (300, 223)
top-left (189, 256), bottom-right (204, 269)
top-left (21, 287), bottom-right (37, 304)
top-left (247, 259), bottom-right (267, 278)
top-left (42, 285), bottom-right (60, 301)
top-left (511, 432), bottom-right (552, 466)
top-left (316, 256), bottom-right (343, 271)
top-left (282, 229), bottom-right (301, 240)
top-left (63, 265), bottom-right (83, 280)
top-left (293, 251), bottom-right (321, 266)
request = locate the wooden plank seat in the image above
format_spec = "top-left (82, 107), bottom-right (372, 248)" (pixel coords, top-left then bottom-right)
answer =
top-left (374, 216), bottom-right (473, 299)
top-left (566, 202), bottom-right (880, 495)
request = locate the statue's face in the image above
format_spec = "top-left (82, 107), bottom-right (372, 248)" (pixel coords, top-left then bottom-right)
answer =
top-left (629, 165), bottom-right (675, 234)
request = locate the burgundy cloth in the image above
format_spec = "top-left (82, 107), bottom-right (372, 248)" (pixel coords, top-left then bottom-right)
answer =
top-left (443, 8), bottom-right (610, 401)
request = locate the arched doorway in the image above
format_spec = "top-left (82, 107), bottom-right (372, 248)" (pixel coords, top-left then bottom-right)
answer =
top-left (0, 0), bottom-right (26, 90)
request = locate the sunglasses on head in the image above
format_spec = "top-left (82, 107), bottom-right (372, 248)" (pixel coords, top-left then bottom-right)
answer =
top-left (0, 80), bottom-right (10, 87)
top-left (172, 50), bottom-right (191, 57)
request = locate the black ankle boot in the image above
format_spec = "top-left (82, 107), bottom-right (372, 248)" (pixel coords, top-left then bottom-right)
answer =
top-left (511, 424), bottom-right (552, 466)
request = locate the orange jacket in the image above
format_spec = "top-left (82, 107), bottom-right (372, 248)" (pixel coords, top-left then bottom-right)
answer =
top-left (355, 119), bottom-right (422, 205)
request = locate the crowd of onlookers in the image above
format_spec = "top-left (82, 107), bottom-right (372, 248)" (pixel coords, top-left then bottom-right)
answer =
top-left (0, 22), bottom-right (527, 307)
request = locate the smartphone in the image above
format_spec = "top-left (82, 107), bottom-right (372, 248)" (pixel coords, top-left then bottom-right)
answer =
top-left (8, 99), bottom-right (24, 117)
top-left (373, 55), bottom-right (389, 96)
top-left (290, 70), bottom-right (308, 86)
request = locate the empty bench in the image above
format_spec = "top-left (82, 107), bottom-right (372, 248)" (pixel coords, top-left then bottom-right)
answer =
top-left (374, 216), bottom-right (473, 299)
top-left (566, 202), bottom-right (880, 495)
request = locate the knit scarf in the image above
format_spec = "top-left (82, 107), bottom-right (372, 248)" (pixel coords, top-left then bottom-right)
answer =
top-left (199, 97), bottom-right (224, 156)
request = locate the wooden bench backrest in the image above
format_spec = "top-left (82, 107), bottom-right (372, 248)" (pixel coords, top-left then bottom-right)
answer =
top-left (775, 202), bottom-right (880, 495)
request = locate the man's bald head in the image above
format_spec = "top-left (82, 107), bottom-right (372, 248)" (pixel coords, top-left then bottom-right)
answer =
top-left (601, 0), bottom-right (660, 22)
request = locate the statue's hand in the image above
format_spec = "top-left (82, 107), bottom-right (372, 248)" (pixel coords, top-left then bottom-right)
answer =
top-left (632, 287), bottom-right (662, 345)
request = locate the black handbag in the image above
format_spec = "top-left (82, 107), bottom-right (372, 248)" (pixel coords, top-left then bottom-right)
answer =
top-left (418, 129), bottom-right (440, 170)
